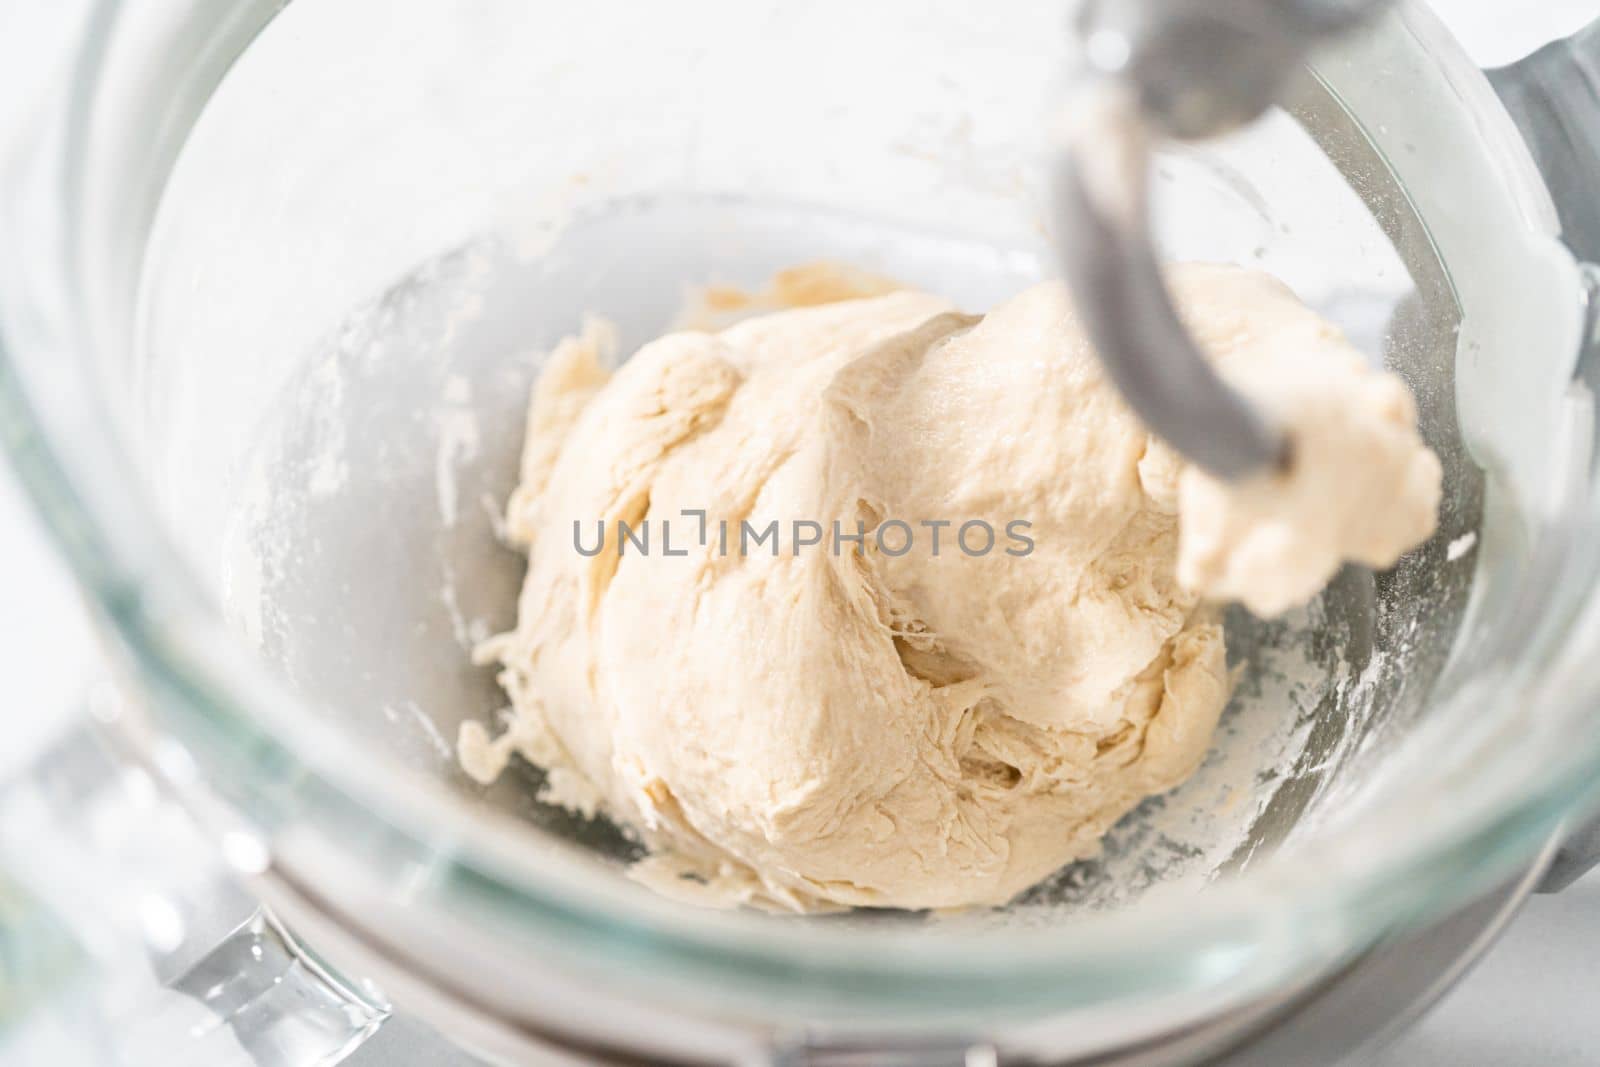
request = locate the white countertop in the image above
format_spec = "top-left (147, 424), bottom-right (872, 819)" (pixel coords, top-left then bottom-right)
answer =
top-left (3, 3), bottom-right (1598, 1063)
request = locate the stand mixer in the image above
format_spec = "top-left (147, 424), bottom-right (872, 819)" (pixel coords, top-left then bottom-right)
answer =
top-left (5, 1), bottom-right (1600, 1064)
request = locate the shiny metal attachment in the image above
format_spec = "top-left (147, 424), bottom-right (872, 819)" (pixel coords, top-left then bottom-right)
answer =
top-left (1054, 0), bottom-right (1388, 480)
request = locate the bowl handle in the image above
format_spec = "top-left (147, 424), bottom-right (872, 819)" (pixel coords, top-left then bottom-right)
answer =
top-left (0, 717), bottom-right (388, 1065)
top-left (1490, 22), bottom-right (1600, 893)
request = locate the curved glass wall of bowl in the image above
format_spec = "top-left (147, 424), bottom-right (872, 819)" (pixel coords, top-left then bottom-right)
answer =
top-left (1487, 18), bottom-right (1600, 892)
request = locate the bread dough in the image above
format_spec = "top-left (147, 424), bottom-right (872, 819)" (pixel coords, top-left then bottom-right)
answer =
top-left (463, 263), bottom-right (1440, 911)
top-left (1171, 271), bottom-right (1443, 615)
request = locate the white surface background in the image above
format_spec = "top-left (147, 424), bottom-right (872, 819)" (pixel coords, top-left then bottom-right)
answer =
top-left (2, 3), bottom-right (1598, 1064)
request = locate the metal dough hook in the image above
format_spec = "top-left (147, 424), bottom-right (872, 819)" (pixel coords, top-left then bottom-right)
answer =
top-left (1054, 0), bottom-right (1389, 481)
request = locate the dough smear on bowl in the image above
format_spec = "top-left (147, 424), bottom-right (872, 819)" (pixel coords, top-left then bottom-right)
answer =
top-left (461, 263), bottom-right (1441, 912)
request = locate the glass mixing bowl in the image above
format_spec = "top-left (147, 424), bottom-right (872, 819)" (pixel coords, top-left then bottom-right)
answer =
top-left (5, 0), bottom-right (1600, 1062)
